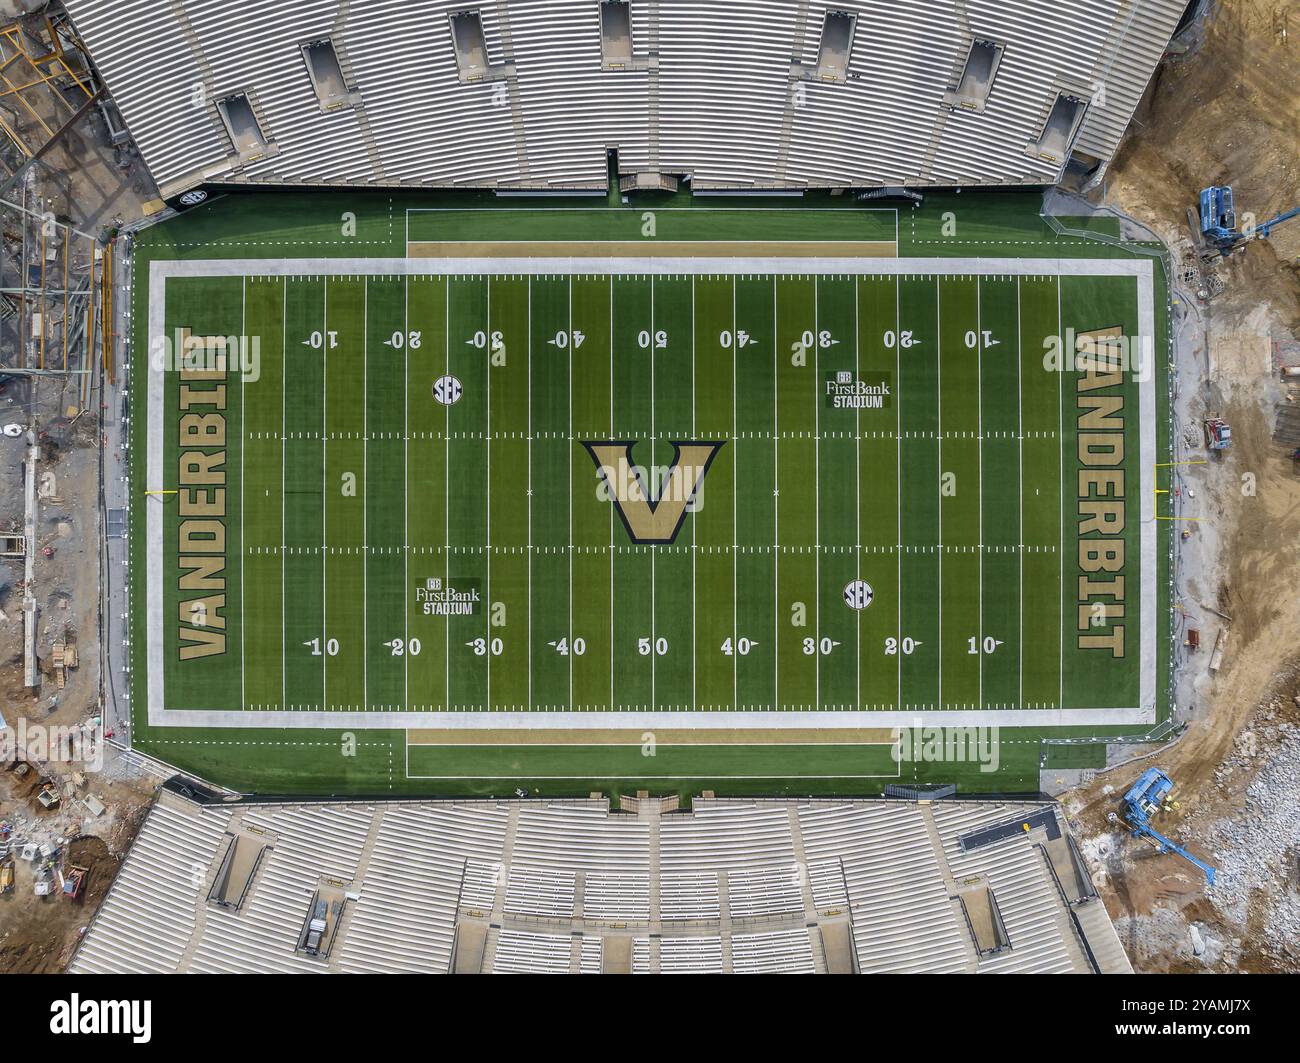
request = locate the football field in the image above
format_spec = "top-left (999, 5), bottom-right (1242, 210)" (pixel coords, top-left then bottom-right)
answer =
top-left (127, 194), bottom-right (1171, 795)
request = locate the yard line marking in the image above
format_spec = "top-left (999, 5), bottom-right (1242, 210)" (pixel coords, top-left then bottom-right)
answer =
top-left (363, 277), bottom-right (369, 711)
top-left (404, 274), bottom-right (410, 711)
top-left (732, 274), bottom-right (738, 710)
top-left (976, 275), bottom-right (984, 711)
top-left (935, 278), bottom-right (942, 711)
top-left (240, 277), bottom-right (247, 713)
top-left (567, 274), bottom-right (574, 712)
top-left (445, 280), bottom-right (451, 715)
top-left (814, 274), bottom-right (820, 713)
top-left (486, 277), bottom-right (492, 713)
top-left (772, 275), bottom-right (779, 709)
top-left (1056, 275), bottom-right (1064, 711)
top-left (608, 277), bottom-right (615, 712)
top-left (527, 277), bottom-right (533, 712)
top-left (691, 275), bottom-right (698, 713)
top-left (895, 275), bottom-right (902, 714)
top-left (1016, 276), bottom-right (1024, 711)
top-left (651, 274), bottom-right (656, 714)
top-left (322, 278), bottom-right (328, 705)
top-left (854, 275), bottom-right (861, 710)
top-left (280, 279), bottom-right (287, 715)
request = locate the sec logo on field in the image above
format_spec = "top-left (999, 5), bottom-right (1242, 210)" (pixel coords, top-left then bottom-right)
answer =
top-left (433, 375), bottom-right (463, 406)
top-left (843, 580), bottom-right (874, 610)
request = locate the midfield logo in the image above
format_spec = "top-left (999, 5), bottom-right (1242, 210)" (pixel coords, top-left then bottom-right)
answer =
top-left (582, 440), bottom-right (724, 544)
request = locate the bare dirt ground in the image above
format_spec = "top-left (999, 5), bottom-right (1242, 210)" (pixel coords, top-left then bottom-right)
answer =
top-left (0, 769), bottom-right (151, 973)
top-left (1063, 0), bottom-right (1300, 973)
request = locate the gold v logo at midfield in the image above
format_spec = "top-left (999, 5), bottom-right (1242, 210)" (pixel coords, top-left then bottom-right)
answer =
top-left (582, 440), bottom-right (725, 544)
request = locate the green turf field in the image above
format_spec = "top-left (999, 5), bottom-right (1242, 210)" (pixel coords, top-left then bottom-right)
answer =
top-left (125, 191), bottom-right (1173, 797)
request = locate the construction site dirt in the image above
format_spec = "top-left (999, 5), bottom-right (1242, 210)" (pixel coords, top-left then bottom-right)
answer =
top-left (1061, 0), bottom-right (1300, 974)
top-left (0, 2), bottom-right (157, 975)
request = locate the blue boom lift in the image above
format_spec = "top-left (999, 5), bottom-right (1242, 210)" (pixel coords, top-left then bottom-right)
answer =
top-left (1119, 768), bottom-right (1217, 886)
top-left (1199, 185), bottom-right (1300, 257)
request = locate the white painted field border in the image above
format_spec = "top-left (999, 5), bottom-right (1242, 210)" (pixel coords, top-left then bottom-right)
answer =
top-left (405, 207), bottom-right (900, 214)
top-left (155, 257), bottom-right (1153, 279)
top-left (406, 770), bottom-right (903, 780)
top-left (145, 256), bottom-right (1157, 732)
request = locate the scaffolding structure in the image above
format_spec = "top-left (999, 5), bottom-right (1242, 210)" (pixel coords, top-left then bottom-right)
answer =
top-left (0, 9), bottom-right (111, 403)
top-left (0, 11), bottom-right (99, 182)
top-left (0, 194), bottom-right (107, 401)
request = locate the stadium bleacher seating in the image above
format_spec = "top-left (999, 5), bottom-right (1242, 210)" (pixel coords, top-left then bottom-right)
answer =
top-left (70, 790), bottom-right (1131, 974)
top-left (64, 0), bottom-right (1187, 198)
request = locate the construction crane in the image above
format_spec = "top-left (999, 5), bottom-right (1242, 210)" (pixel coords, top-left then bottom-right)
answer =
top-left (1197, 185), bottom-right (1300, 257)
top-left (1115, 768), bottom-right (1217, 886)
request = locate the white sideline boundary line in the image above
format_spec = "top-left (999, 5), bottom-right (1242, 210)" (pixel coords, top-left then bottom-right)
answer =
top-left (146, 256), bottom-right (1158, 731)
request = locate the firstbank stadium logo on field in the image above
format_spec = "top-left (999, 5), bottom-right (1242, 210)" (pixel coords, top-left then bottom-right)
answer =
top-left (584, 440), bottom-right (724, 544)
top-left (416, 576), bottom-right (481, 616)
top-left (825, 370), bottom-right (892, 409)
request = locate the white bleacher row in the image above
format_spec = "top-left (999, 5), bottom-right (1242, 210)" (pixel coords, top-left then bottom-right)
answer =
top-left (585, 872), bottom-right (651, 921)
top-left (68, 800), bottom-right (232, 974)
top-left (795, 801), bottom-right (970, 972)
top-left (70, 792), bottom-right (1105, 974)
top-left (580, 935), bottom-right (602, 973)
top-left (660, 872), bottom-right (720, 922)
top-left (64, 0), bottom-right (1186, 196)
top-left (492, 930), bottom-right (573, 973)
top-left (661, 801), bottom-right (796, 871)
top-left (339, 804), bottom-right (512, 972)
top-left (188, 803), bottom-right (375, 973)
top-left (512, 802), bottom-right (650, 873)
top-left (731, 929), bottom-right (817, 974)
top-left (931, 803), bottom-right (1080, 974)
top-left (726, 863), bottom-right (805, 920)
top-left (657, 935), bottom-right (722, 974)
top-left (505, 865), bottom-right (577, 918)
